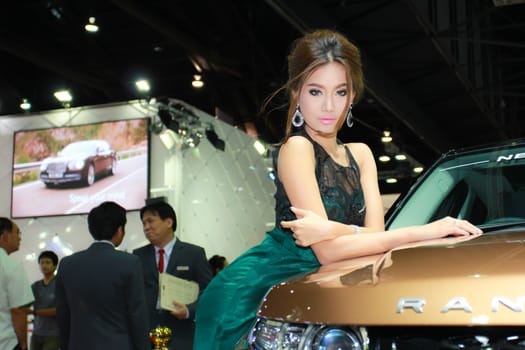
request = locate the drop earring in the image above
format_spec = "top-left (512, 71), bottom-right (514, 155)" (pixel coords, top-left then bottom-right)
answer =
top-left (292, 105), bottom-right (304, 128)
top-left (346, 104), bottom-right (354, 128)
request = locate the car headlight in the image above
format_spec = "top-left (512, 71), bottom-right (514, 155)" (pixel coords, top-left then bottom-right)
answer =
top-left (40, 162), bottom-right (47, 171)
top-left (309, 327), bottom-right (364, 349)
top-left (248, 318), bottom-right (367, 350)
top-left (68, 159), bottom-right (85, 170)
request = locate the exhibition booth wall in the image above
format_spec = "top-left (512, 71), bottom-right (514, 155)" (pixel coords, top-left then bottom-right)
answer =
top-left (0, 100), bottom-right (276, 283)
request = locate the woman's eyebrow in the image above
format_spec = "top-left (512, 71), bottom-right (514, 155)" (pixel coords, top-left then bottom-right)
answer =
top-left (304, 82), bottom-right (348, 88)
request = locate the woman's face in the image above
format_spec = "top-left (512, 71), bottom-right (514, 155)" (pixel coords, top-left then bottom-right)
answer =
top-left (298, 62), bottom-right (353, 135)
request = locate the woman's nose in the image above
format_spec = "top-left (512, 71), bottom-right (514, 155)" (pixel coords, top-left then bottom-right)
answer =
top-left (323, 96), bottom-right (334, 111)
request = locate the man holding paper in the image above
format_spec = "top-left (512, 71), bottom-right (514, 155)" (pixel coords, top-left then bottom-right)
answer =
top-left (133, 200), bottom-right (212, 349)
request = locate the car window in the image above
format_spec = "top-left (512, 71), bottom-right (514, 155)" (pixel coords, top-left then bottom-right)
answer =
top-left (98, 141), bottom-right (109, 151)
top-left (61, 141), bottom-right (97, 155)
top-left (387, 143), bottom-right (525, 230)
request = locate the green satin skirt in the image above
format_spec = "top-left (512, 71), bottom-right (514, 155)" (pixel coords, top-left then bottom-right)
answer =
top-left (193, 227), bottom-right (320, 349)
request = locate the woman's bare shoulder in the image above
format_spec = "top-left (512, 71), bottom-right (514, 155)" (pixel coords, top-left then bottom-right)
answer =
top-left (344, 142), bottom-right (375, 167)
top-left (280, 135), bottom-right (313, 152)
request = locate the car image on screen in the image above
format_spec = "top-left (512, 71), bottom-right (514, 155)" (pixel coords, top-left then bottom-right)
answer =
top-left (39, 140), bottom-right (117, 188)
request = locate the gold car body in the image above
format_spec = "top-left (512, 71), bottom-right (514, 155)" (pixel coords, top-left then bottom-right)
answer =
top-left (258, 231), bottom-right (525, 326)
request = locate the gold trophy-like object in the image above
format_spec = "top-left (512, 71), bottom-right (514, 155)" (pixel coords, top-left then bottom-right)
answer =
top-left (149, 325), bottom-right (172, 350)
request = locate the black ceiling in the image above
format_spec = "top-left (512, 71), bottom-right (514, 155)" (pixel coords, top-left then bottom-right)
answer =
top-left (1, 0), bottom-right (524, 194)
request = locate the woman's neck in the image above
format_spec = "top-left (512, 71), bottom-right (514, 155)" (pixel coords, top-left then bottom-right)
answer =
top-left (304, 126), bottom-right (348, 166)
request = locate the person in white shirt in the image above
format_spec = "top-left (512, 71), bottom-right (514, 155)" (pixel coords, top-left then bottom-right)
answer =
top-left (0, 217), bottom-right (34, 350)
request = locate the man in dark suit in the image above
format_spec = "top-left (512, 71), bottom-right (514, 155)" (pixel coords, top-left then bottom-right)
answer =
top-left (55, 202), bottom-right (150, 350)
top-left (133, 200), bottom-right (213, 349)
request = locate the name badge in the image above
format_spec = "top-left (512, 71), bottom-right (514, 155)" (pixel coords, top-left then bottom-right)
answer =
top-left (176, 265), bottom-right (189, 271)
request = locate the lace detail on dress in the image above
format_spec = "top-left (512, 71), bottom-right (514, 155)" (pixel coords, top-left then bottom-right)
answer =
top-left (273, 131), bottom-right (366, 233)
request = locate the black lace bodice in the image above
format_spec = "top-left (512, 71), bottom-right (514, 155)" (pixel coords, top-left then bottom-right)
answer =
top-left (274, 131), bottom-right (366, 233)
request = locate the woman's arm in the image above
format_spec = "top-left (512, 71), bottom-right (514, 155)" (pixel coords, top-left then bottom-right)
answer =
top-left (286, 210), bottom-right (481, 264)
top-left (277, 136), bottom-right (328, 222)
top-left (352, 142), bottom-right (384, 232)
top-left (278, 137), bottom-right (482, 265)
top-left (280, 141), bottom-right (385, 245)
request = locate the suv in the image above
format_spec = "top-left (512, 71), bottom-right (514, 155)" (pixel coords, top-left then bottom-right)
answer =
top-left (248, 139), bottom-right (525, 349)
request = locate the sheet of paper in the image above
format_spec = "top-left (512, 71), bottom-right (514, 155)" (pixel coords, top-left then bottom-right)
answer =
top-left (159, 273), bottom-right (199, 311)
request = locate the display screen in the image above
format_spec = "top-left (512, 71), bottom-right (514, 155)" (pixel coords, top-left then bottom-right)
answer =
top-left (11, 118), bottom-right (150, 218)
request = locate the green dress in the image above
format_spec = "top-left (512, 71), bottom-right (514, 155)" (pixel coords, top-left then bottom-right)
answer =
top-left (193, 131), bottom-right (366, 349)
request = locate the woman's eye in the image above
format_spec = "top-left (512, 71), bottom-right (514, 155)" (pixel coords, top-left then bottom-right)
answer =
top-left (308, 89), bottom-right (321, 96)
top-left (337, 89), bottom-right (348, 96)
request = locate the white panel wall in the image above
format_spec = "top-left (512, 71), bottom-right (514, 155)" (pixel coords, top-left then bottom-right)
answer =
top-left (0, 100), bottom-right (276, 283)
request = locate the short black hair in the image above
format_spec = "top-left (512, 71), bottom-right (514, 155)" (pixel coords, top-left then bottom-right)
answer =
top-left (88, 202), bottom-right (127, 240)
top-left (209, 255), bottom-right (227, 275)
top-left (140, 201), bottom-right (177, 231)
top-left (38, 250), bottom-right (59, 266)
top-left (0, 217), bottom-right (13, 236)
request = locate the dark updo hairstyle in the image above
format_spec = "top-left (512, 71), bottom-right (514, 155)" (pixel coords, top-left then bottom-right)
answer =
top-left (266, 29), bottom-right (364, 142)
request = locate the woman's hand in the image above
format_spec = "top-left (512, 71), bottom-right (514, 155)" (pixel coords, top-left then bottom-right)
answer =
top-left (417, 216), bottom-right (483, 241)
top-left (281, 207), bottom-right (335, 247)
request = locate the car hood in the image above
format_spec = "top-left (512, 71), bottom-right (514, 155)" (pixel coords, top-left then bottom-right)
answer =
top-left (258, 229), bottom-right (525, 326)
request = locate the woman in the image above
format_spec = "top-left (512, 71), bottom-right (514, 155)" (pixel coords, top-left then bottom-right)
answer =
top-left (193, 29), bottom-right (482, 349)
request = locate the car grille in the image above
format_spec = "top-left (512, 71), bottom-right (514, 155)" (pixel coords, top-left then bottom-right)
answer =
top-left (47, 163), bottom-right (67, 172)
top-left (368, 326), bottom-right (525, 349)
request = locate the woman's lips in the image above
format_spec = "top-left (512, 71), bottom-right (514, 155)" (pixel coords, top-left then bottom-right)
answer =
top-left (320, 117), bottom-right (336, 124)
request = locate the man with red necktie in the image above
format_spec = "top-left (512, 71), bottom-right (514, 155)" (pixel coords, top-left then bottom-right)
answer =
top-left (133, 200), bottom-right (212, 349)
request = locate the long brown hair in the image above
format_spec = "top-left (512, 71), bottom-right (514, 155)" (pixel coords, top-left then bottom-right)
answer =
top-left (263, 29), bottom-right (364, 143)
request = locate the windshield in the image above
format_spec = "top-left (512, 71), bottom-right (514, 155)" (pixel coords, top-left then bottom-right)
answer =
top-left (387, 142), bottom-right (525, 230)
top-left (60, 141), bottom-right (98, 156)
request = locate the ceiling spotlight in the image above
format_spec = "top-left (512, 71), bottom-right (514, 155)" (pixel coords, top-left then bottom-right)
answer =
top-left (395, 154), bottom-right (407, 161)
top-left (184, 131), bottom-right (202, 148)
top-left (54, 90), bottom-right (72, 107)
top-left (159, 129), bottom-right (177, 150)
top-left (54, 90), bottom-right (72, 102)
top-left (386, 178), bottom-right (398, 184)
top-left (253, 140), bottom-right (266, 155)
top-left (156, 100), bottom-right (226, 151)
top-left (205, 128), bottom-right (225, 151)
top-left (47, 4), bottom-right (63, 20)
top-left (135, 79), bottom-right (150, 93)
top-left (158, 105), bottom-right (181, 133)
top-left (20, 98), bottom-right (31, 111)
top-left (379, 155), bottom-right (391, 162)
top-left (192, 74), bottom-right (204, 88)
top-left (381, 130), bottom-right (392, 143)
top-left (413, 166), bottom-right (424, 173)
top-left (84, 17), bottom-right (99, 33)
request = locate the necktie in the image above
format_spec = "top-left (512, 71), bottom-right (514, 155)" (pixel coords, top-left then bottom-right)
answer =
top-left (158, 248), bottom-right (165, 273)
